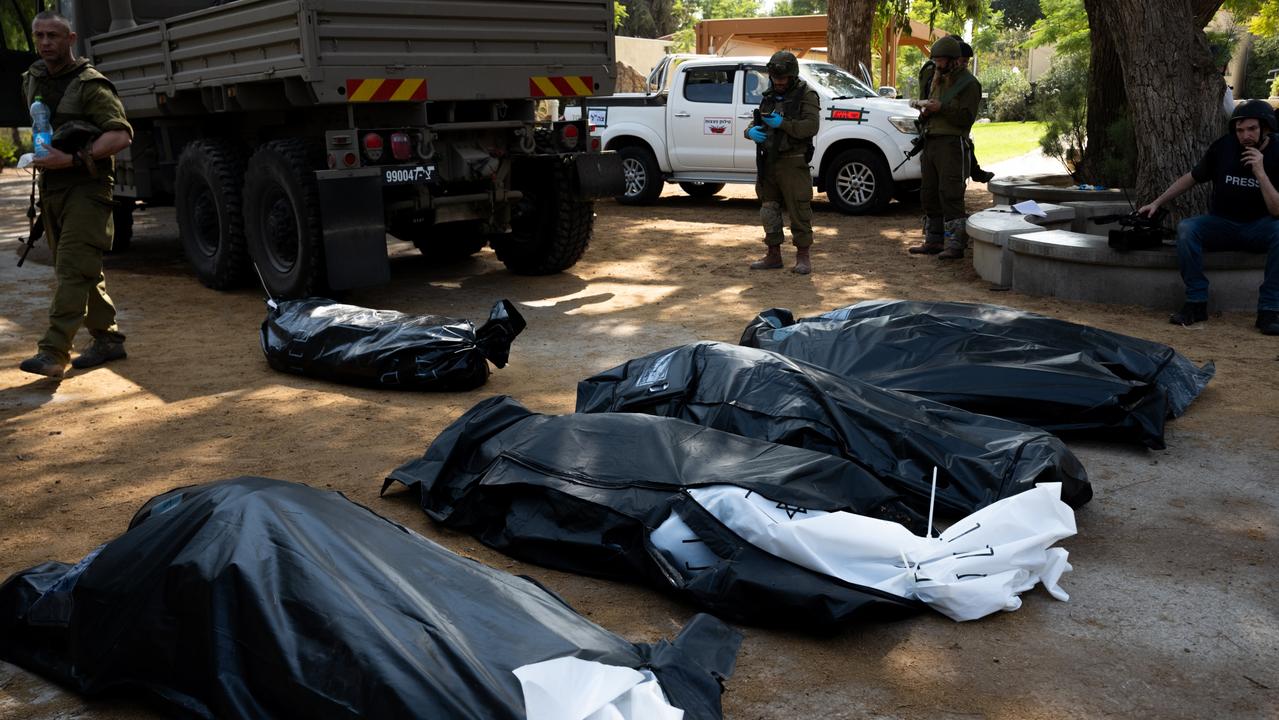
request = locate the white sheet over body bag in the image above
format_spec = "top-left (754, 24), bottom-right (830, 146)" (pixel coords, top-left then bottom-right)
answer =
top-left (514, 656), bottom-right (684, 720)
top-left (664, 483), bottom-right (1076, 622)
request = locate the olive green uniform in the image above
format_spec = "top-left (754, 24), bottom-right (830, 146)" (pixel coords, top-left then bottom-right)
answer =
top-left (918, 67), bottom-right (981, 251)
top-left (23, 59), bottom-right (131, 364)
top-left (749, 79), bottom-right (820, 248)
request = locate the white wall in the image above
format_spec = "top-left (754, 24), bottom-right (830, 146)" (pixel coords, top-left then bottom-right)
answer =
top-left (617, 36), bottom-right (673, 75)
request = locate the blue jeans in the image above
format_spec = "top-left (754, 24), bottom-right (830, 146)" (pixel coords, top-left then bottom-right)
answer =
top-left (1176, 214), bottom-right (1279, 311)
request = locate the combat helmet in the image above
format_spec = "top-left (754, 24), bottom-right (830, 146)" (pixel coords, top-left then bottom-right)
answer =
top-left (1230, 99), bottom-right (1278, 133)
top-left (929, 35), bottom-right (964, 59)
top-left (766, 50), bottom-right (800, 79)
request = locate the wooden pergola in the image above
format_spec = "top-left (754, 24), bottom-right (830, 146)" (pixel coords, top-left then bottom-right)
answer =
top-left (693, 15), bottom-right (945, 88)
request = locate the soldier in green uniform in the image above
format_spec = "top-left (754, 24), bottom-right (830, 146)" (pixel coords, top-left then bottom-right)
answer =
top-left (19, 11), bottom-right (132, 378)
top-left (908, 35), bottom-right (982, 260)
top-left (746, 51), bottom-right (820, 275)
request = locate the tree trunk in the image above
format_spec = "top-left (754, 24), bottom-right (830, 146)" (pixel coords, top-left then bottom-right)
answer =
top-left (1090, 0), bottom-right (1224, 218)
top-left (1079, 0), bottom-right (1130, 188)
top-left (827, 0), bottom-right (876, 75)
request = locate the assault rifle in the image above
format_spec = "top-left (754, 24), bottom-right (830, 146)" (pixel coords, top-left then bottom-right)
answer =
top-left (752, 108), bottom-right (768, 175)
top-left (894, 127), bottom-right (925, 173)
top-left (17, 169), bottom-right (39, 267)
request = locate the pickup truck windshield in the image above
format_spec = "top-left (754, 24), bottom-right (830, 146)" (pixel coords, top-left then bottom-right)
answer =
top-left (801, 64), bottom-right (876, 99)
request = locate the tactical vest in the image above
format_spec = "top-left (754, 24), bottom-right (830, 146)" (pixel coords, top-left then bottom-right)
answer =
top-left (23, 60), bottom-right (117, 181)
top-left (761, 79), bottom-right (817, 160)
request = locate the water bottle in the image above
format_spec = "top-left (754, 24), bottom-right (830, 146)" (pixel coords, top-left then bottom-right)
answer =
top-left (30, 96), bottom-right (53, 158)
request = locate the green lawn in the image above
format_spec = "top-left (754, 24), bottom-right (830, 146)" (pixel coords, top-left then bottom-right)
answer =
top-left (970, 121), bottom-right (1046, 164)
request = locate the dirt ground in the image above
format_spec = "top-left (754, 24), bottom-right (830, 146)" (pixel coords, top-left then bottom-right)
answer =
top-left (0, 170), bottom-right (1275, 720)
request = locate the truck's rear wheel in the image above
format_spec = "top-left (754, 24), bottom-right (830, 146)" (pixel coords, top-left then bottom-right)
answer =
top-left (616, 145), bottom-right (663, 205)
top-left (175, 139), bottom-right (248, 288)
top-left (243, 139), bottom-right (324, 298)
top-left (824, 148), bottom-right (893, 215)
top-left (494, 163), bottom-right (592, 275)
top-left (391, 219), bottom-right (489, 262)
top-left (679, 181), bottom-right (725, 199)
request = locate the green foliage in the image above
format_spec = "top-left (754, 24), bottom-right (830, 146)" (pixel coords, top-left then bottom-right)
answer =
top-left (770, 0), bottom-right (827, 15)
top-left (1224, 0), bottom-right (1279, 37)
top-left (1033, 52), bottom-right (1088, 177)
top-left (1204, 29), bottom-right (1239, 72)
top-left (991, 0), bottom-right (1042, 29)
top-left (1029, 0), bottom-right (1088, 58)
top-left (1, 0), bottom-right (44, 52)
top-left (1096, 114), bottom-right (1135, 187)
top-left (982, 66), bottom-right (1033, 121)
top-left (1245, 35), bottom-right (1279, 98)
top-left (667, 0), bottom-right (759, 51)
top-left (0, 133), bottom-right (17, 168)
top-left (615, 1), bottom-right (629, 29)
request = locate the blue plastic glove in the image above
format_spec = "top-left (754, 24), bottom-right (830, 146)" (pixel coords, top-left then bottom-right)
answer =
top-left (747, 126), bottom-right (768, 143)
top-left (762, 111), bottom-right (783, 129)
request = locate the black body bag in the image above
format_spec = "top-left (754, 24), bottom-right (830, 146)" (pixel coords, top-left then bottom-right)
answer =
top-left (740, 300), bottom-right (1214, 449)
top-left (0, 478), bottom-right (739, 720)
top-left (576, 341), bottom-right (1091, 518)
top-left (385, 395), bottom-right (929, 628)
top-left (260, 298), bottom-right (525, 391)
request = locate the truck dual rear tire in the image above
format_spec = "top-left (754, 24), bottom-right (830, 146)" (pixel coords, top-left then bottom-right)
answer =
top-left (175, 139), bottom-right (249, 289)
top-left (243, 139), bottom-right (325, 298)
top-left (616, 145), bottom-right (663, 205)
top-left (824, 148), bottom-right (893, 215)
top-left (494, 162), bottom-right (593, 275)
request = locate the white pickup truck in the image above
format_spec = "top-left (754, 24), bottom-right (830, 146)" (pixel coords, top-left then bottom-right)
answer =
top-left (583, 55), bottom-right (922, 214)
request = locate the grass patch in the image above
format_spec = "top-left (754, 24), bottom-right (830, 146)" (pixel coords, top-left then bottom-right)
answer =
top-left (970, 121), bottom-right (1046, 164)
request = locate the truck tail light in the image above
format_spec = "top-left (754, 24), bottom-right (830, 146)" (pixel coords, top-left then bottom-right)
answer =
top-left (344, 152), bottom-right (358, 167)
top-left (363, 132), bottom-right (384, 162)
top-left (590, 137), bottom-right (601, 151)
top-left (390, 132), bottom-right (412, 161)
top-left (559, 123), bottom-right (579, 150)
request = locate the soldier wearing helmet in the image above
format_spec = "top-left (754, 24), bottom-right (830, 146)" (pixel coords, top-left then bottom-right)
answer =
top-left (1139, 99), bottom-right (1279, 334)
top-left (907, 34), bottom-right (982, 260)
top-left (744, 50), bottom-right (821, 274)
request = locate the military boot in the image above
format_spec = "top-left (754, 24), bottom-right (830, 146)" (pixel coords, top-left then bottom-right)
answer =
top-left (792, 247), bottom-right (812, 275)
top-left (1256, 309), bottom-right (1279, 335)
top-left (72, 338), bottom-right (128, 369)
top-left (1169, 301), bottom-right (1208, 326)
top-left (938, 218), bottom-right (968, 260)
top-left (19, 352), bottom-right (66, 378)
top-left (909, 216), bottom-right (944, 255)
top-left (750, 244), bottom-right (784, 270)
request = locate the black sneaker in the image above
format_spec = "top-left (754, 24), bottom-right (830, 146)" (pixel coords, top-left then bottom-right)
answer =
top-left (19, 352), bottom-right (67, 378)
top-left (71, 339), bottom-right (127, 369)
top-left (1258, 310), bottom-right (1279, 335)
top-left (1169, 301), bottom-right (1208, 326)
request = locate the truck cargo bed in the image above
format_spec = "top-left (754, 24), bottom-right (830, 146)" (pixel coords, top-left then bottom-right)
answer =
top-left (87, 0), bottom-right (615, 117)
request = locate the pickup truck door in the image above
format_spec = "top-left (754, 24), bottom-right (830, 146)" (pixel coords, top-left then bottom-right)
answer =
top-left (735, 64), bottom-right (769, 170)
top-left (668, 64), bottom-right (740, 171)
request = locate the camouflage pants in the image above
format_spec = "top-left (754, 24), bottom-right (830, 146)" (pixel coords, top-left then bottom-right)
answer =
top-left (920, 134), bottom-right (970, 250)
top-left (37, 182), bottom-right (125, 362)
top-left (756, 155), bottom-right (814, 248)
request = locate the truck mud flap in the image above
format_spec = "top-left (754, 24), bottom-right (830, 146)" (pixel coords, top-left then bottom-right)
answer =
top-left (316, 169), bottom-right (390, 291)
top-left (573, 151), bottom-right (625, 199)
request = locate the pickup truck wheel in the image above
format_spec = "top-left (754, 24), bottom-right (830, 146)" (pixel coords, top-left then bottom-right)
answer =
top-left (679, 181), bottom-right (725, 199)
top-left (391, 219), bottom-right (489, 261)
top-left (616, 146), bottom-right (663, 205)
top-left (108, 199), bottom-right (135, 254)
top-left (825, 148), bottom-right (893, 215)
top-left (243, 139), bottom-right (324, 298)
top-left (494, 163), bottom-right (592, 275)
top-left (175, 139), bottom-right (249, 289)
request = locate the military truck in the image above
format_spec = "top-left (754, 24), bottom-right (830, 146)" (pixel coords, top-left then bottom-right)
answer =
top-left (9, 0), bottom-right (621, 297)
